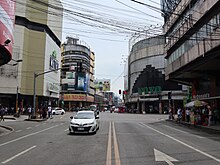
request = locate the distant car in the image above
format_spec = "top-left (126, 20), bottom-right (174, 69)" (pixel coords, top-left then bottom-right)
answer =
top-left (114, 108), bottom-right (118, 113)
top-left (69, 110), bottom-right (99, 134)
top-left (52, 107), bottom-right (65, 115)
top-left (118, 106), bottom-right (125, 113)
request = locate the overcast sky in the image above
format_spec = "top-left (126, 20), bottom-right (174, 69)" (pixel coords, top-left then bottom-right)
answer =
top-left (61, 0), bottom-right (163, 95)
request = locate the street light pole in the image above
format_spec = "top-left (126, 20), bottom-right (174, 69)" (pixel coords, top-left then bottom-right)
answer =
top-left (33, 72), bottom-right (37, 118)
top-left (32, 68), bottom-right (63, 118)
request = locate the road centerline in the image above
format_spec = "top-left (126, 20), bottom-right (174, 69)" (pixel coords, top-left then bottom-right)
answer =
top-left (106, 122), bottom-right (112, 165)
top-left (112, 122), bottom-right (121, 165)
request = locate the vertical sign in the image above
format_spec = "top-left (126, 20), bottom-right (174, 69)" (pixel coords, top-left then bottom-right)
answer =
top-left (0, 0), bottom-right (15, 55)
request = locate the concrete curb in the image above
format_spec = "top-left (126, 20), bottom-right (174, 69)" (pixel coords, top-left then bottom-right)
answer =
top-left (0, 124), bottom-right (14, 131)
top-left (24, 119), bottom-right (47, 122)
top-left (166, 119), bottom-right (220, 134)
top-left (3, 117), bottom-right (16, 120)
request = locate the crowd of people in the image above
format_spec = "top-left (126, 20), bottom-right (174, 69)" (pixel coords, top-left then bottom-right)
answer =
top-left (170, 105), bottom-right (220, 126)
top-left (0, 104), bottom-right (54, 121)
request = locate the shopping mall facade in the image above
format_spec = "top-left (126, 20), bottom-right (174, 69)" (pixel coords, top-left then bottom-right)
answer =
top-left (0, 0), bottom-right (63, 111)
top-left (124, 35), bottom-right (188, 114)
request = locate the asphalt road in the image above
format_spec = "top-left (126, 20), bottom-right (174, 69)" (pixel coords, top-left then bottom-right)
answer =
top-left (0, 112), bottom-right (220, 165)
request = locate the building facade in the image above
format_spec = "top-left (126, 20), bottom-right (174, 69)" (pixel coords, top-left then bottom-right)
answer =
top-left (61, 37), bottom-right (95, 110)
top-left (124, 35), bottom-right (187, 114)
top-left (162, 0), bottom-right (220, 110)
top-left (0, 0), bottom-right (63, 112)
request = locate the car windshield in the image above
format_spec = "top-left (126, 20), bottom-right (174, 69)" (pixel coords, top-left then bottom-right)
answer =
top-left (74, 112), bottom-right (94, 119)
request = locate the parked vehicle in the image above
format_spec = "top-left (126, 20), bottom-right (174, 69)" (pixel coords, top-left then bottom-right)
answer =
top-left (69, 110), bottom-right (99, 134)
top-left (52, 107), bottom-right (65, 115)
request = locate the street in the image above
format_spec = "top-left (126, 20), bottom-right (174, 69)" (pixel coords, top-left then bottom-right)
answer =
top-left (0, 112), bottom-right (220, 165)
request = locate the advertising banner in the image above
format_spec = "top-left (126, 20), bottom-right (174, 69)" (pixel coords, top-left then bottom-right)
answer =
top-left (94, 79), bottom-right (110, 91)
top-left (77, 73), bottom-right (85, 90)
top-left (0, 0), bottom-right (15, 55)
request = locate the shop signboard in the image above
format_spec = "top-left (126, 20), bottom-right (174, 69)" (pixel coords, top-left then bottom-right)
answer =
top-left (63, 94), bottom-right (86, 101)
top-left (0, 0), bottom-right (15, 63)
top-left (138, 86), bottom-right (162, 95)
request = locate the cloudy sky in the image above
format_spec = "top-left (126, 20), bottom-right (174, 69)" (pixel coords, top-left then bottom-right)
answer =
top-left (61, 0), bottom-right (163, 95)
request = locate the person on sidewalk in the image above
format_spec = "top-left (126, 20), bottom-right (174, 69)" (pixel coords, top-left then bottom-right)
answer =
top-left (213, 106), bottom-right (219, 125)
top-left (177, 107), bottom-right (182, 122)
top-left (47, 106), bottom-right (52, 119)
top-left (0, 105), bottom-right (5, 122)
top-left (27, 106), bottom-right (32, 119)
top-left (186, 108), bottom-right (190, 123)
top-left (208, 105), bottom-right (212, 126)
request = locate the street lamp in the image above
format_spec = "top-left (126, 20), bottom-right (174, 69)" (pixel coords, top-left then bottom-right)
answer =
top-left (32, 68), bottom-right (61, 118)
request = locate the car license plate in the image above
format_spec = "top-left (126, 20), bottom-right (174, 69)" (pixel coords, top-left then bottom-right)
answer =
top-left (78, 127), bottom-right (84, 131)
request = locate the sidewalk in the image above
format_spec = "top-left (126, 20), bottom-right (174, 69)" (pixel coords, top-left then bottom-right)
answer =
top-left (0, 115), bottom-right (46, 135)
top-left (167, 119), bottom-right (220, 134)
top-left (3, 115), bottom-right (47, 122)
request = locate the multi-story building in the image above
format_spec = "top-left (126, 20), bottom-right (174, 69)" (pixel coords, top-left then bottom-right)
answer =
top-left (0, 0), bottom-right (63, 112)
top-left (124, 35), bottom-right (187, 114)
top-left (162, 0), bottom-right (220, 108)
top-left (61, 37), bottom-right (95, 110)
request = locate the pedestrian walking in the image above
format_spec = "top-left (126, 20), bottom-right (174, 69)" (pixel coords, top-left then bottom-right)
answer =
top-left (42, 107), bottom-right (47, 119)
top-left (48, 106), bottom-right (52, 119)
top-left (177, 107), bottom-right (182, 122)
top-left (0, 106), bottom-right (5, 122)
top-left (186, 108), bottom-right (190, 123)
top-left (27, 106), bottom-right (32, 119)
top-left (208, 105), bottom-right (212, 126)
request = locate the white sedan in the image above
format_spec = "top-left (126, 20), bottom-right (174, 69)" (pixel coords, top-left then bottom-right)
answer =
top-left (52, 107), bottom-right (65, 115)
top-left (69, 110), bottom-right (99, 134)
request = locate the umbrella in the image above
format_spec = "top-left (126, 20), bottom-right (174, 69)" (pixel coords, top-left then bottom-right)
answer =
top-left (185, 100), bottom-right (208, 108)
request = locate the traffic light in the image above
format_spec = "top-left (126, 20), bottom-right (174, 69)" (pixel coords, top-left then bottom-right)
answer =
top-left (119, 89), bottom-right (121, 94)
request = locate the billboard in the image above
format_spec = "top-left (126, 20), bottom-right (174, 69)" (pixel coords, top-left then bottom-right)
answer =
top-left (94, 79), bottom-right (110, 91)
top-left (75, 72), bottom-right (90, 92)
top-left (0, 0), bottom-right (15, 56)
top-left (66, 72), bottom-right (75, 91)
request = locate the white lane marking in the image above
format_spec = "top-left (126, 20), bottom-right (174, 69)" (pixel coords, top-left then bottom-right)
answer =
top-left (163, 125), bottom-right (205, 139)
top-left (142, 123), bottom-right (220, 163)
top-left (154, 148), bottom-right (178, 165)
top-left (60, 116), bottom-right (63, 119)
top-left (15, 130), bottom-right (22, 133)
top-left (112, 122), bottom-right (121, 165)
top-left (106, 122), bottom-right (112, 165)
top-left (1, 145), bottom-right (36, 164)
top-left (0, 125), bottom-right (59, 147)
top-left (64, 129), bottom-right (68, 132)
top-left (26, 127), bottom-right (32, 130)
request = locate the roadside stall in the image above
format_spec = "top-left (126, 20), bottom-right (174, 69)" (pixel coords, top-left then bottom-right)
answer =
top-left (185, 100), bottom-right (208, 125)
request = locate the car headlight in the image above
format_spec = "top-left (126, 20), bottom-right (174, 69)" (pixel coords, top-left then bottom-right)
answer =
top-left (86, 122), bottom-right (95, 125)
top-left (70, 122), bottom-right (78, 125)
